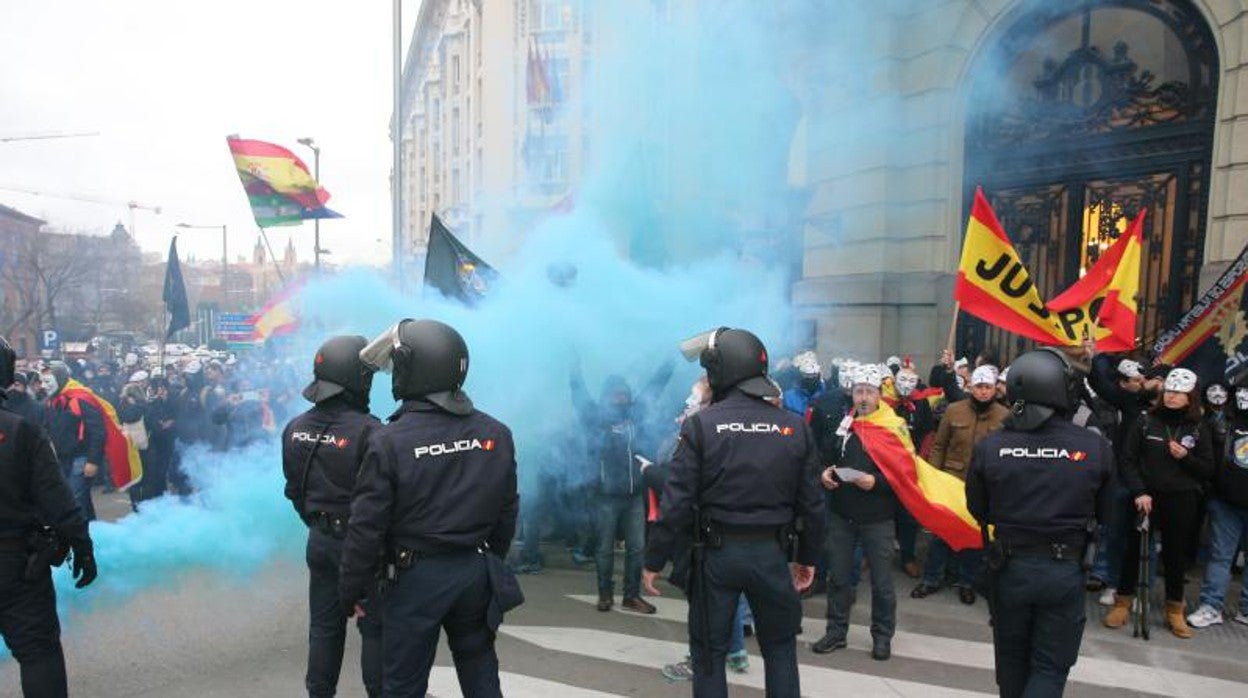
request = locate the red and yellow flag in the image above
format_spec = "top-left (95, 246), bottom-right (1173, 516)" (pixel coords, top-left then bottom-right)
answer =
top-left (248, 282), bottom-right (302, 343)
top-left (956, 188), bottom-right (1133, 348)
top-left (1093, 213), bottom-right (1144, 351)
top-left (853, 406), bottom-right (982, 551)
top-left (59, 379), bottom-right (143, 492)
top-left (227, 136), bottom-right (341, 227)
top-left (1044, 211), bottom-right (1144, 352)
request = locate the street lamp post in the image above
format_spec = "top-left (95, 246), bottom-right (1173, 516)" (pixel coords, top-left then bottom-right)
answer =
top-left (297, 137), bottom-right (323, 273)
top-left (176, 222), bottom-right (228, 307)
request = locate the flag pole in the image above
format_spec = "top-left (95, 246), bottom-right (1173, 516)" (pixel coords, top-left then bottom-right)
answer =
top-left (258, 227), bottom-right (287, 284)
top-left (946, 302), bottom-right (960, 354)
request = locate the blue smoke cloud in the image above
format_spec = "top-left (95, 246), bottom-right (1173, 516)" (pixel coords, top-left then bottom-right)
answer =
top-left (32, 0), bottom-right (846, 633)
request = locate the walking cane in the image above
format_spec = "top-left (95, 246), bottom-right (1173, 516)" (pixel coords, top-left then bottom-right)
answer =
top-left (1132, 513), bottom-right (1151, 641)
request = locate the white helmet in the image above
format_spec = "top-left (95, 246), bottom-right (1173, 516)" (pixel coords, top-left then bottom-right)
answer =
top-left (851, 363), bottom-right (886, 389)
top-left (792, 350), bottom-right (821, 377)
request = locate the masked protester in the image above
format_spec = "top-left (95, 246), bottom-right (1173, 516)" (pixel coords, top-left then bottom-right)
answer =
top-left (0, 336), bottom-right (98, 697)
top-left (1186, 385), bottom-right (1248, 629)
top-left (41, 362), bottom-right (106, 522)
top-left (1202, 382), bottom-right (1230, 469)
top-left (569, 363), bottom-right (660, 615)
top-left (915, 365), bottom-right (1008, 605)
top-left (781, 351), bottom-right (826, 417)
top-left (1105, 368), bottom-right (1215, 638)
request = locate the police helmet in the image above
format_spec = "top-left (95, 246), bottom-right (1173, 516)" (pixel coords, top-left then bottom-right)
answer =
top-left (302, 335), bottom-right (374, 405)
top-left (0, 336), bottom-right (14, 388)
top-left (1004, 348), bottom-right (1078, 431)
top-left (699, 328), bottom-right (779, 400)
top-left (392, 319), bottom-right (473, 414)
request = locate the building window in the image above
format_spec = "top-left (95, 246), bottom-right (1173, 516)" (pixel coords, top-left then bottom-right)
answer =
top-left (961, 0), bottom-right (1217, 361)
top-left (531, 0), bottom-right (567, 32)
top-left (452, 55), bottom-right (461, 94)
top-left (452, 107), bottom-right (461, 155)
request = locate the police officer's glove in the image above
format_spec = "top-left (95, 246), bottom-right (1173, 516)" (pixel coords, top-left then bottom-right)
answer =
top-left (70, 538), bottom-right (97, 589)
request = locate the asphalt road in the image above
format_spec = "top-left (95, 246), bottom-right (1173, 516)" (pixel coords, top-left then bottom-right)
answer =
top-left (3, 544), bottom-right (1247, 697)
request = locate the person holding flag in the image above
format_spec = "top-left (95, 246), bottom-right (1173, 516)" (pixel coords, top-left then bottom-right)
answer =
top-left (966, 349), bottom-right (1114, 698)
top-left (811, 363), bottom-right (899, 660)
top-left (40, 362), bottom-right (106, 520)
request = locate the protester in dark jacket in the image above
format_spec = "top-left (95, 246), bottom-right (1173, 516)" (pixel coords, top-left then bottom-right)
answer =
top-left (571, 360), bottom-right (671, 615)
top-left (1105, 368), bottom-right (1214, 639)
top-left (41, 362), bottom-right (105, 521)
top-left (1187, 385), bottom-right (1248, 629)
top-left (4, 373), bottom-right (43, 425)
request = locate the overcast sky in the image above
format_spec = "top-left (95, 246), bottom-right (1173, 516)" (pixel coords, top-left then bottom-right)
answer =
top-left (0, 1), bottom-right (420, 267)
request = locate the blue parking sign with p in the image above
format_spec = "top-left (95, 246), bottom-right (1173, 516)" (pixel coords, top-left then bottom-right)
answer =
top-left (40, 329), bottom-right (59, 350)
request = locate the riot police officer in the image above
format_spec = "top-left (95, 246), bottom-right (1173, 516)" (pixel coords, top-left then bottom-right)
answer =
top-left (282, 336), bottom-right (382, 698)
top-left (643, 327), bottom-right (825, 697)
top-left (339, 320), bottom-right (518, 698)
top-left (966, 349), bottom-right (1114, 698)
top-left (0, 335), bottom-right (97, 697)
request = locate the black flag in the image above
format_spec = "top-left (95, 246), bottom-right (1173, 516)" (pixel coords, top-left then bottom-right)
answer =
top-left (1153, 242), bottom-right (1248, 385)
top-left (423, 214), bottom-right (497, 305)
top-left (163, 237), bottom-right (191, 338)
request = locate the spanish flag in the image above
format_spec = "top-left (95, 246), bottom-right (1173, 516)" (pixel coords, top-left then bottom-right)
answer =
top-left (1046, 211), bottom-right (1145, 352)
top-left (227, 136), bottom-right (342, 228)
top-left (853, 406), bottom-right (981, 551)
top-left (1093, 212), bottom-right (1144, 351)
top-left (955, 189), bottom-right (1071, 345)
top-left (248, 283), bottom-right (302, 342)
top-left (58, 379), bottom-right (143, 492)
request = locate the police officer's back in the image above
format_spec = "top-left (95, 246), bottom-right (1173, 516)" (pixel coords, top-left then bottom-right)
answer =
top-left (339, 320), bottom-right (518, 698)
top-left (643, 327), bottom-right (824, 698)
top-left (0, 336), bottom-right (97, 698)
top-left (966, 349), bottom-right (1113, 698)
top-left (281, 336), bottom-right (382, 698)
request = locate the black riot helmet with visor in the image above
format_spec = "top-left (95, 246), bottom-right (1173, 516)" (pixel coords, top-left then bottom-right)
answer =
top-left (1003, 348), bottom-right (1080, 431)
top-left (303, 335), bottom-right (375, 406)
top-left (361, 319), bottom-right (473, 414)
top-left (686, 327), bottom-right (780, 401)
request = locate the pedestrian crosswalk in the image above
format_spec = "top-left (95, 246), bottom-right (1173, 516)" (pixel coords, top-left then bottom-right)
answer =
top-left (425, 577), bottom-right (1248, 697)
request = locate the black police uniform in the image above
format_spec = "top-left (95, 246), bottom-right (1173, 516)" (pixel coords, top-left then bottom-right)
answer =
top-left (646, 388), bottom-right (825, 697)
top-left (282, 395), bottom-right (383, 698)
top-left (0, 401), bottom-right (94, 697)
top-left (966, 417), bottom-right (1113, 698)
top-left (339, 400), bottom-right (518, 698)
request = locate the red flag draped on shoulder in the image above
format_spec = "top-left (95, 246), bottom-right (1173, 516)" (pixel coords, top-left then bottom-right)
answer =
top-left (853, 406), bottom-right (982, 551)
top-left (58, 379), bottom-right (143, 491)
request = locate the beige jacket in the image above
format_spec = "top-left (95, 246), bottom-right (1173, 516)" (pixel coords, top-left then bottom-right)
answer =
top-left (929, 399), bottom-right (1009, 480)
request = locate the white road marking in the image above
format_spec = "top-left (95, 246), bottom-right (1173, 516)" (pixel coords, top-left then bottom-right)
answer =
top-left (428, 667), bottom-right (625, 697)
top-left (501, 625), bottom-right (994, 697)
top-left (565, 594), bottom-right (1248, 697)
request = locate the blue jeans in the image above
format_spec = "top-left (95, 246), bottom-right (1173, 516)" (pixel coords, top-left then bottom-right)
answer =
top-left (1090, 478), bottom-right (1132, 586)
top-left (729, 595), bottom-right (751, 654)
top-left (922, 537), bottom-right (982, 589)
top-left (1198, 498), bottom-right (1248, 613)
top-left (594, 494), bottom-right (645, 599)
top-left (65, 456), bottom-right (96, 522)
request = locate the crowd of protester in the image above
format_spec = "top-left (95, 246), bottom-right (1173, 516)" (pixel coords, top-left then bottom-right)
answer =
top-left (509, 339), bottom-right (1247, 680)
top-left (4, 346), bottom-right (303, 515)
top-left (6, 332), bottom-right (1246, 681)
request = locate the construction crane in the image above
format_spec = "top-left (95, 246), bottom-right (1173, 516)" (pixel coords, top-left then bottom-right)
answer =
top-left (0, 185), bottom-right (161, 238)
top-left (0, 131), bottom-right (100, 144)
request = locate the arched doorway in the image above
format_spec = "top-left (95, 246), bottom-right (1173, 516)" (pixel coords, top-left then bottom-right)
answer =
top-left (960, 0), bottom-right (1218, 361)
